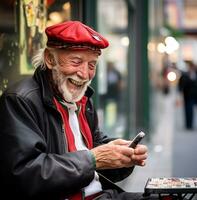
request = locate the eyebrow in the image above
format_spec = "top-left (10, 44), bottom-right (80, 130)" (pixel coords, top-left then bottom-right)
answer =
top-left (69, 55), bottom-right (98, 63)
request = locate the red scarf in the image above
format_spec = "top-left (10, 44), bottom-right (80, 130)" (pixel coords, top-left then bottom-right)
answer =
top-left (53, 97), bottom-right (93, 199)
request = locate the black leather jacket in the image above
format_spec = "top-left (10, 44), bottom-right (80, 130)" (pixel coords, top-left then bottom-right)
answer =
top-left (0, 67), bottom-right (133, 200)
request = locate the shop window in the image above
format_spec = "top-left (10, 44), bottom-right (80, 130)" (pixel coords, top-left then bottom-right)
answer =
top-left (97, 0), bottom-right (129, 138)
top-left (0, 0), bottom-right (78, 96)
top-left (19, 0), bottom-right (72, 75)
top-left (20, 0), bottom-right (47, 74)
top-left (0, 0), bottom-right (18, 95)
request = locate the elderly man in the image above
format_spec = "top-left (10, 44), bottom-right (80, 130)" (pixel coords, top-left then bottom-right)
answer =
top-left (0, 21), bottom-right (148, 200)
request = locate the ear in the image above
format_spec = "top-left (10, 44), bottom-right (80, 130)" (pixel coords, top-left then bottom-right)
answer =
top-left (44, 49), bottom-right (56, 69)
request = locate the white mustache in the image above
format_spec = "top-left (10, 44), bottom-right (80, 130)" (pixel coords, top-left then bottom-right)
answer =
top-left (67, 76), bottom-right (89, 86)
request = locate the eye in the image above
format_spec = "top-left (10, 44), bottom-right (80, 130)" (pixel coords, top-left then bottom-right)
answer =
top-left (89, 62), bottom-right (97, 70)
top-left (71, 58), bottom-right (82, 66)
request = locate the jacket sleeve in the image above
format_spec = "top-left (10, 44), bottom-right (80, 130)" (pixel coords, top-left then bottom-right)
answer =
top-left (0, 93), bottom-right (95, 199)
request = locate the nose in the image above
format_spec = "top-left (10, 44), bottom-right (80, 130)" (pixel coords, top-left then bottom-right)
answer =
top-left (77, 62), bottom-right (89, 80)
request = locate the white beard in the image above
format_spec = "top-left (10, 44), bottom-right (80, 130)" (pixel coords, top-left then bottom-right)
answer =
top-left (51, 65), bottom-right (91, 103)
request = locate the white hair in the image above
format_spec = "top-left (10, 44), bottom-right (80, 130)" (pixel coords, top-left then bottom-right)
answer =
top-left (32, 48), bottom-right (60, 70)
top-left (32, 48), bottom-right (46, 70)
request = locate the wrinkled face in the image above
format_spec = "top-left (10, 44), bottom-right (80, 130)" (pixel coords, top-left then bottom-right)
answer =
top-left (46, 49), bottom-right (98, 102)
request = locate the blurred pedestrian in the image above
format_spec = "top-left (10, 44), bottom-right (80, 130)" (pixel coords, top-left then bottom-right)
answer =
top-left (106, 61), bottom-right (123, 103)
top-left (161, 65), bottom-right (170, 95)
top-left (178, 60), bottom-right (197, 130)
top-left (100, 61), bottom-right (123, 112)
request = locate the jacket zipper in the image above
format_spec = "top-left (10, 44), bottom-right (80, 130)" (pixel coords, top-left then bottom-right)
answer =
top-left (61, 123), bottom-right (68, 152)
top-left (77, 105), bottom-right (89, 148)
top-left (49, 103), bottom-right (68, 154)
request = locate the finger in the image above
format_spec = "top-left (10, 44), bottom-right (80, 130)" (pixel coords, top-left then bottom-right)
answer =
top-left (120, 155), bottom-right (132, 165)
top-left (134, 144), bottom-right (148, 154)
top-left (118, 145), bottom-right (134, 157)
top-left (132, 152), bottom-right (148, 161)
top-left (134, 160), bottom-right (146, 167)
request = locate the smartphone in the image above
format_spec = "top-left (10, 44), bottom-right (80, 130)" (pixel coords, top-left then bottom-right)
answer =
top-left (129, 131), bottom-right (145, 148)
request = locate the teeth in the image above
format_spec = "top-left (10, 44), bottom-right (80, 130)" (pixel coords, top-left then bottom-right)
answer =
top-left (69, 79), bottom-right (84, 86)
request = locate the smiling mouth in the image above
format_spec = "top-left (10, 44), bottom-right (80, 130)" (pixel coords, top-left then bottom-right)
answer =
top-left (68, 78), bottom-right (85, 87)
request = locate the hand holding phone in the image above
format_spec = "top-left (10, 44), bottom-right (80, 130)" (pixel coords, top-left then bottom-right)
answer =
top-left (129, 131), bottom-right (145, 148)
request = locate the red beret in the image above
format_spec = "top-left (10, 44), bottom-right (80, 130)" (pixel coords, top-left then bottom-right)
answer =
top-left (45, 21), bottom-right (109, 53)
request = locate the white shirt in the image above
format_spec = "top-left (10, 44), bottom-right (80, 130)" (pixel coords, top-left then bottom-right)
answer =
top-left (64, 102), bottom-right (102, 197)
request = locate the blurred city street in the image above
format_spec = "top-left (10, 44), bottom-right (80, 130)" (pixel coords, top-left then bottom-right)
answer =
top-left (117, 87), bottom-right (197, 193)
top-left (1, 0), bottom-right (197, 199)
